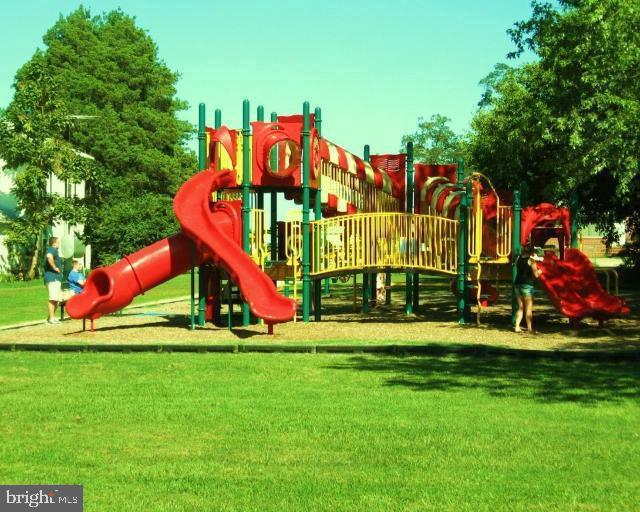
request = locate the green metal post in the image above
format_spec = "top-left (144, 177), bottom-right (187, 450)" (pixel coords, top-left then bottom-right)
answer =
top-left (197, 103), bottom-right (207, 326)
top-left (313, 107), bottom-right (323, 319)
top-left (362, 273), bottom-right (370, 313)
top-left (227, 280), bottom-right (233, 330)
top-left (363, 144), bottom-right (377, 306)
top-left (385, 270), bottom-right (392, 305)
top-left (511, 190), bottom-right (522, 327)
top-left (456, 159), bottom-right (467, 325)
top-left (315, 107), bottom-right (331, 299)
top-left (256, 106), bottom-right (265, 212)
top-left (270, 112), bottom-right (278, 262)
top-left (464, 178), bottom-right (473, 322)
top-left (570, 192), bottom-right (579, 249)
top-left (214, 109), bottom-right (222, 201)
top-left (405, 142), bottom-right (414, 315)
top-left (302, 101), bottom-right (311, 322)
top-left (190, 242), bottom-right (195, 330)
top-left (242, 99), bottom-right (251, 326)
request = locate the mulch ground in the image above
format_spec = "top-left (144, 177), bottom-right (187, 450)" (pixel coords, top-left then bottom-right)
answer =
top-left (1, 282), bottom-right (637, 352)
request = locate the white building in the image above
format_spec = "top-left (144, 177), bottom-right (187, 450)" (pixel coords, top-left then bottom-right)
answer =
top-left (0, 159), bottom-right (91, 276)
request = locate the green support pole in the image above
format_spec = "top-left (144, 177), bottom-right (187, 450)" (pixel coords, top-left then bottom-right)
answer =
top-left (256, 106), bottom-right (265, 212)
top-left (385, 269), bottom-right (392, 305)
top-left (197, 103), bottom-right (207, 327)
top-left (214, 109), bottom-right (222, 201)
top-left (313, 107), bottom-right (323, 319)
top-left (302, 101), bottom-right (311, 322)
top-left (464, 178), bottom-right (472, 322)
top-left (511, 190), bottom-right (522, 327)
top-left (362, 273), bottom-right (370, 313)
top-left (314, 107), bottom-right (330, 299)
top-left (227, 280), bottom-right (233, 330)
top-left (405, 142), bottom-right (414, 315)
top-left (190, 242), bottom-right (196, 330)
top-left (456, 159), bottom-right (467, 325)
top-left (413, 273), bottom-right (419, 311)
top-left (363, 144), bottom-right (377, 307)
top-left (270, 112), bottom-right (278, 262)
top-left (570, 192), bottom-right (579, 249)
top-left (242, 99), bottom-right (251, 326)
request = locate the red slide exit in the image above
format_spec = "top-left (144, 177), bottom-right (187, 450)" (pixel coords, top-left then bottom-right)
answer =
top-left (537, 248), bottom-right (630, 323)
top-left (67, 170), bottom-right (296, 324)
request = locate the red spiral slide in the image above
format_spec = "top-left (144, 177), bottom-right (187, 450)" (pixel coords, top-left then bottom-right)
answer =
top-left (537, 248), bottom-right (630, 323)
top-left (66, 170), bottom-right (296, 325)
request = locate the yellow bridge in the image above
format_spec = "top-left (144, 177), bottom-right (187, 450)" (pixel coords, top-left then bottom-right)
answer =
top-left (310, 212), bottom-right (459, 276)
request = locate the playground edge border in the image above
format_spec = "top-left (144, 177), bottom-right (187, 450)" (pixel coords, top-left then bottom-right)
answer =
top-left (0, 342), bottom-right (637, 361)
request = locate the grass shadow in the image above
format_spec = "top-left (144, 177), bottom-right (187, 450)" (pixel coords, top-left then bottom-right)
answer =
top-left (326, 347), bottom-right (640, 404)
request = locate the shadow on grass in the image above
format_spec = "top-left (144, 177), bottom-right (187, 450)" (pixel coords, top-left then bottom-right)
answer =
top-left (326, 348), bottom-right (640, 404)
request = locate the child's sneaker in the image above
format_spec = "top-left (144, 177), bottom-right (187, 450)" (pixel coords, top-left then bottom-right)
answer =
top-left (47, 319), bottom-right (60, 325)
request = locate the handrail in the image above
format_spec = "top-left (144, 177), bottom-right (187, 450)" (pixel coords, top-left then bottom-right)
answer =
top-left (311, 212), bottom-right (459, 276)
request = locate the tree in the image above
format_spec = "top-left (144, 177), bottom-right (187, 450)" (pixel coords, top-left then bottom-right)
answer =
top-left (469, 0), bottom-right (640, 254)
top-left (0, 52), bottom-right (93, 278)
top-left (400, 114), bottom-right (466, 164)
top-left (36, 7), bottom-right (196, 264)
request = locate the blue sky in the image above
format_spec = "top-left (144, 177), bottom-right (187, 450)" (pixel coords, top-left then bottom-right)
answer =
top-left (0, 0), bottom-right (534, 155)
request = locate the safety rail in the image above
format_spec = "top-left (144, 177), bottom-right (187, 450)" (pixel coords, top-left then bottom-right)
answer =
top-left (249, 209), bottom-right (267, 269)
top-left (320, 159), bottom-right (401, 214)
top-left (311, 212), bottom-right (459, 276)
top-left (467, 173), bottom-right (513, 263)
top-left (496, 205), bottom-right (513, 259)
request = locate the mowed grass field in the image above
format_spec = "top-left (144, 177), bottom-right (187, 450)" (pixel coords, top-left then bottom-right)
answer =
top-left (1, 351), bottom-right (638, 511)
top-left (0, 273), bottom-right (193, 326)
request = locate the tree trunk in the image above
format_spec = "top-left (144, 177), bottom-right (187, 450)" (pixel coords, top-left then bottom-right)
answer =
top-left (27, 231), bottom-right (42, 280)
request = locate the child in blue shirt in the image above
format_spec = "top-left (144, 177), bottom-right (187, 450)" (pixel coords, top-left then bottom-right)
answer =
top-left (67, 259), bottom-right (86, 295)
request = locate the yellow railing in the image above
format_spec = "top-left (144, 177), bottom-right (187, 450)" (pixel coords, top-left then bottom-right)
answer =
top-left (249, 209), bottom-right (267, 269)
top-left (496, 205), bottom-right (513, 259)
top-left (311, 212), bottom-right (459, 276)
top-left (467, 174), bottom-right (513, 263)
top-left (282, 212), bottom-right (302, 319)
top-left (320, 160), bottom-right (401, 213)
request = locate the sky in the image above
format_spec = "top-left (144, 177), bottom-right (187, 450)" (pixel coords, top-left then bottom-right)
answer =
top-left (0, 0), bottom-right (536, 156)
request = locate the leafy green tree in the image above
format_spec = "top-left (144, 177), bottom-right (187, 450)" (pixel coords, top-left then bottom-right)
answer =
top-left (401, 114), bottom-right (466, 164)
top-left (37, 7), bottom-right (196, 264)
top-left (469, 0), bottom-right (640, 256)
top-left (0, 53), bottom-right (93, 278)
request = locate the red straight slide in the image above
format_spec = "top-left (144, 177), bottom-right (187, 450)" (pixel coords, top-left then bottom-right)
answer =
top-left (67, 170), bottom-right (296, 324)
top-left (537, 248), bottom-right (630, 323)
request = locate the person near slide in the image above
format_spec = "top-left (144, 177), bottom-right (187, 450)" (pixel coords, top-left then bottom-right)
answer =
top-left (44, 236), bottom-right (63, 324)
top-left (514, 242), bottom-right (543, 334)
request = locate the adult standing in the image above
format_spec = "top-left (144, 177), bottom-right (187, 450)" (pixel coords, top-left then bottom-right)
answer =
top-left (44, 236), bottom-right (63, 324)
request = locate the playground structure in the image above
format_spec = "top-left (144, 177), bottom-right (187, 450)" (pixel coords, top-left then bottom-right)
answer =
top-left (66, 100), bottom-right (630, 331)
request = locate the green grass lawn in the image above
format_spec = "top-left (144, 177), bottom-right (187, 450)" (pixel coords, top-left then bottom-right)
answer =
top-left (0, 273), bottom-right (193, 327)
top-left (0, 352), bottom-right (638, 511)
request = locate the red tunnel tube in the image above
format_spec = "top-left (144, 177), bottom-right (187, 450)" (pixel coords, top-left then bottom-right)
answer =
top-left (66, 233), bottom-right (208, 320)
